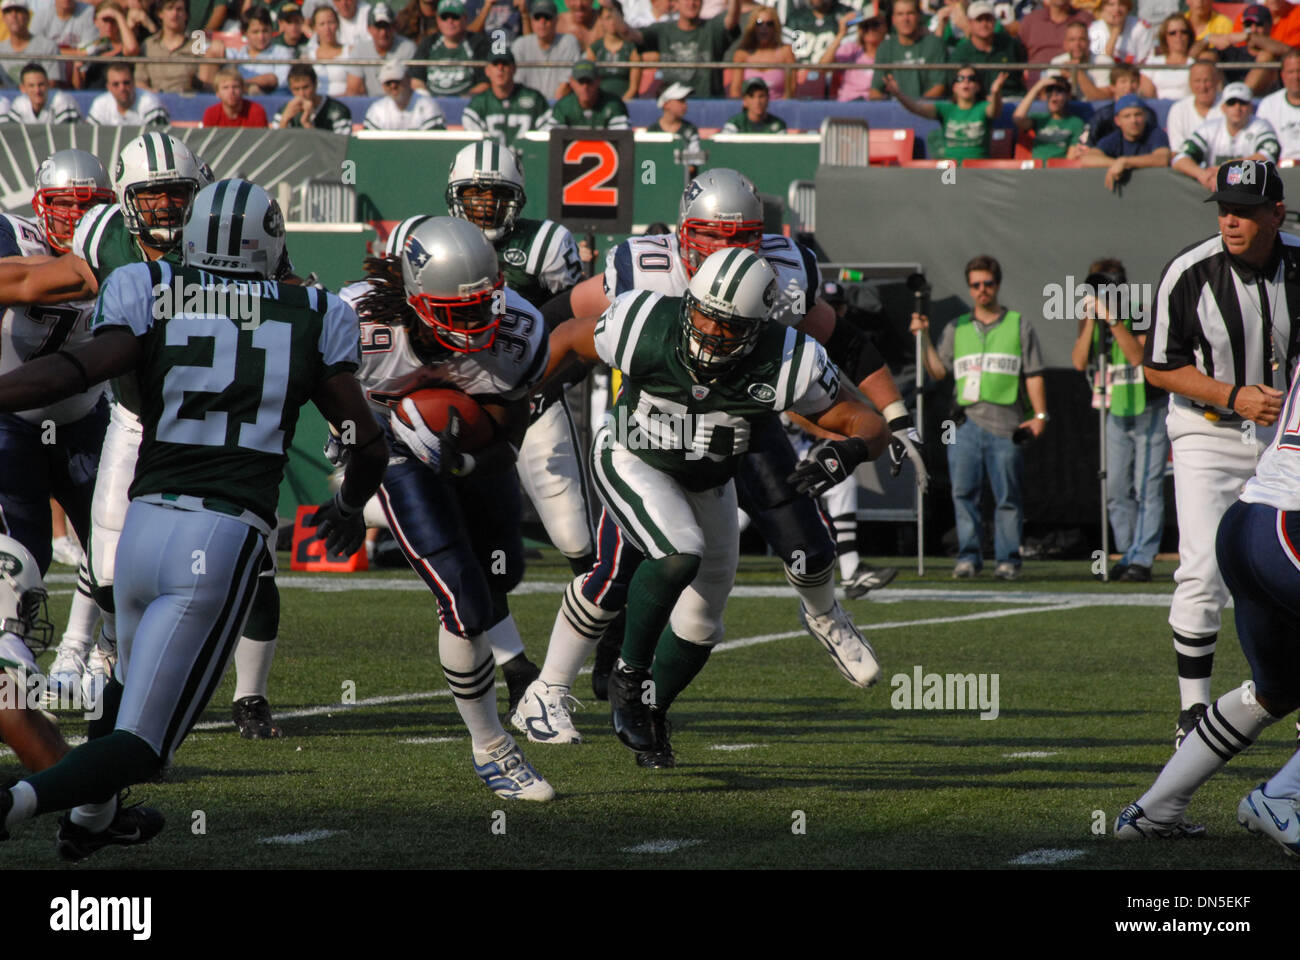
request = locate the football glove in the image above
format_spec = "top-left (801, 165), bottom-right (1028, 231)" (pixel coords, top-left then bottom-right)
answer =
top-left (323, 431), bottom-right (347, 467)
top-left (308, 492), bottom-right (365, 558)
top-left (788, 436), bottom-right (871, 498)
top-left (887, 417), bottom-right (930, 492)
top-left (389, 398), bottom-right (465, 477)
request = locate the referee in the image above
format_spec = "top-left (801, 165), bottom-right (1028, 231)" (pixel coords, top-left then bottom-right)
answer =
top-left (1145, 158), bottom-right (1299, 748)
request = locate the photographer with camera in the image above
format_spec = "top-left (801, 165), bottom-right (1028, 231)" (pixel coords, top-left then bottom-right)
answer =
top-left (1070, 258), bottom-right (1168, 583)
top-left (910, 255), bottom-right (1048, 581)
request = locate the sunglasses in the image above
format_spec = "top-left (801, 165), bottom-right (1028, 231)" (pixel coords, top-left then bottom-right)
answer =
top-left (439, 11), bottom-right (462, 18)
top-left (969, 280), bottom-right (997, 289)
top-left (1224, 98), bottom-right (1250, 105)
top-left (532, 11), bottom-right (553, 18)
top-left (955, 74), bottom-right (978, 82)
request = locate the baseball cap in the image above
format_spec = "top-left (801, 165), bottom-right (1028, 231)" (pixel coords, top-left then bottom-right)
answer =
top-left (530, 0), bottom-right (558, 15)
top-left (275, 1), bottom-right (303, 20)
top-left (1206, 159), bottom-right (1284, 206)
top-left (657, 81), bottom-right (692, 108)
top-left (1222, 81), bottom-right (1254, 104)
top-left (1242, 3), bottom-right (1272, 25)
top-left (0, 0), bottom-right (30, 10)
top-left (368, 2), bottom-right (396, 25)
top-left (821, 280), bottom-right (846, 304)
top-left (966, 1), bottom-right (995, 18)
top-left (1045, 76), bottom-right (1071, 92)
top-left (1114, 92), bottom-right (1146, 113)
top-left (378, 59), bottom-right (408, 84)
top-left (571, 59), bottom-right (597, 80)
top-left (743, 77), bottom-right (769, 95)
top-left (438, 0), bottom-right (465, 15)
top-left (488, 48), bottom-right (516, 64)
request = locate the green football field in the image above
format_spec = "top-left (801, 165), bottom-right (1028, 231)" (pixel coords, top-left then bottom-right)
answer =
top-left (6, 552), bottom-right (1295, 870)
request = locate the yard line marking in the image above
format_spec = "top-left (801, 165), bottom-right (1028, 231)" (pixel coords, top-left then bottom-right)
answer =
top-left (621, 839), bottom-right (705, 854)
top-left (400, 736), bottom-right (460, 744)
top-left (258, 829), bottom-right (343, 845)
top-left (1003, 751), bottom-right (1059, 759)
top-left (189, 690), bottom-right (451, 731)
top-left (710, 743), bottom-right (761, 751)
top-left (1008, 849), bottom-right (1086, 865)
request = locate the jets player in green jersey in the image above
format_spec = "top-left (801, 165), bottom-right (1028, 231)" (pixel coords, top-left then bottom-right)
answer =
top-left (0, 179), bottom-right (387, 858)
top-left (542, 248), bottom-right (891, 766)
top-left (0, 133), bottom-right (295, 742)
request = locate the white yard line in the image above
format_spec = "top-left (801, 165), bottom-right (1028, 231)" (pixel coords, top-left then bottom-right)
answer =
top-left (620, 839), bottom-right (705, 854)
top-left (258, 829), bottom-right (344, 845)
top-left (1008, 849), bottom-right (1087, 865)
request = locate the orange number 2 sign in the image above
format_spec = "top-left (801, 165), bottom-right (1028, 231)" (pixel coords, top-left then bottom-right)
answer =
top-left (562, 140), bottom-right (620, 207)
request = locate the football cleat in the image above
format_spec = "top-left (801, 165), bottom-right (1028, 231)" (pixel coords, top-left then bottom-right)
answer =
top-left (1237, 785), bottom-right (1300, 858)
top-left (799, 600), bottom-right (881, 689)
top-left (232, 695), bottom-right (284, 739)
top-left (591, 626), bottom-right (622, 702)
top-left (842, 563), bottom-right (898, 599)
top-left (471, 734), bottom-right (555, 801)
top-left (44, 644), bottom-right (87, 708)
top-left (56, 796), bottom-right (165, 862)
top-left (49, 536), bottom-right (84, 568)
top-left (80, 644), bottom-right (114, 710)
top-left (635, 709), bottom-right (676, 769)
top-left (608, 660), bottom-right (657, 753)
top-left (502, 653), bottom-right (541, 721)
top-left (0, 784), bottom-right (11, 841)
top-left (1175, 703), bottom-right (1207, 750)
top-left (1113, 801), bottom-right (1206, 840)
top-left (510, 679), bottom-right (583, 744)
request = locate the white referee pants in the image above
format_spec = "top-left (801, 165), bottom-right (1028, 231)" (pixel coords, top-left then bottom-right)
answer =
top-left (1166, 403), bottom-right (1273, 638)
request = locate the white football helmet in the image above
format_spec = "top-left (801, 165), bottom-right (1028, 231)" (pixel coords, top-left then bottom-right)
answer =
top-left (182, 179), bottom-right (286, 279)
top-left (677, 168), bottom-right (764, 276)
top-left (446, 141), bottom-right (526, 242)
top-left (33, 149), bottom-right (114, 254)
top-left (680, 247), bottom-right (777, 379)
top-left (112, 132), bottom-right (204, 248)
top-left (0, 535), bottom-right (53, 655)
top-left (400, 216), bottom-right (503, 354)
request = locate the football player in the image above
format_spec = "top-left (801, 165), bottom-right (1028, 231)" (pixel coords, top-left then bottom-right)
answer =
top-left (0, 150), bottom-right (112, 707)
top-left (0, 178), bottom-right (386, 858)
top-left (0, 134), bottom-right (291, 740)
top-left (539, 248), bottom-right (890, 766)
top-left (345, 216), bottom-right (555, 801)
top-left (517, 170), bottom-right (924, 739)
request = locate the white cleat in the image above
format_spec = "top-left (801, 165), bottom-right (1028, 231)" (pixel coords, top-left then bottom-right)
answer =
top-left (50, 536), bottom-right (84, 567)
top-left (800, 600), bottom-right (881, 688)
top-left (44, 644), bottom-right (87, 709)
top-left (1238, 785), bottom-right (1300, 859)
top-left (511, 679), bottom-right (583, 744)
top-left (472, 734), bottom-right (555, 802)
top-left (1113, 801), bottom-right (1206, 840)
top-left (81, 644), bottom-right (115, 711)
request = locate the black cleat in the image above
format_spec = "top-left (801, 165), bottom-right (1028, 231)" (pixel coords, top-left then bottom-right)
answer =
top-left (609, 661), bottom-right (656, 753)
top-left (1118, 564), bottom-right (1152, 582)
top-left (56, 796), bottom-right (164, 862)
top-left (232, 695), bottom-right (284, 740)
top-left (591, 619), bottom-right (623, 702)
top-left (1175, 703), bottom-right (1207, 750)
top-left (502, 654), bottom-right (541, 719)
top-left (636, 709), bottom-right (676, 768)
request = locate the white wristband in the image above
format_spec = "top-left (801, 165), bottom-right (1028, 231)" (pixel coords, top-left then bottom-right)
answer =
top-left (882, 400), bottom-right (909, 423)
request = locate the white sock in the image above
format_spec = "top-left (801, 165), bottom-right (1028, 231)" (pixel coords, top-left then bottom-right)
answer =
top-left (61, 564), bottom-right (100, 651)
top-left (233, 636), bottom-right (277, 701)
top-left (6, 780), bottom-right (37, 830)
top-left (787, 562), bottom-right (836, 617)
top-left (1178, 676), bottom-right (1213, 710)
top-left (1140, 683), bottom-right (1276, 822)
top-left (69, 795), bottom-right (118, 832)
top-left (484, 615), bottom-right (525, 666)
top-left (439, 626), bottom-right (504, 752)
top-left (838, 551), bottom-right (860, 582)
top-left (539, 581), bottom-right (618, 690)
top-left (1265, 744), bottom-right (1300, 797)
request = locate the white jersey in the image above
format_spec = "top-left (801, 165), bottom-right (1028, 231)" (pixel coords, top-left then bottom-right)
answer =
top-left (5, 90), bottom-right (81, 124)
top-left (87, 89), bottom-right (170, 127)
top-left (1165, 95), bottom-right (1217, 159)
top-left (0, 214), bottom-right (102, 426)
top-left (1256, 89), bottom-right (1300, 161)
top-left (1176, 114), bottom-right (1281, 166)
top-left (343, 282), bottom-right (549, 419)
top-left (1088, 15), bottom-right (1155, 63)
top-left (603, 233), bottom-right (821, 330)
top-left (1241, 368), bottom-right (1300, 510)
top-left (363, 92), bottom-right (447, 131)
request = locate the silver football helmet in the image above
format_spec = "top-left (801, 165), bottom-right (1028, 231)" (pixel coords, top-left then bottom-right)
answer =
top-left (182, 179), bottom-right (286, 279)
top-left (677, 168), bottom-right (764, 276)
top-left (445, 141), bottom-right (526, 242)
top-left (112, 132), bottom-right (204, 248)
top-left (680, 247), bottom-right (777, 379)
top-left (0, 535), bottom-right (53, 655)
top-left (385, 214), bottom-right (434, 257)
top-left (32, 149), bottom-right (114, 254)
top-left (400, 216), bottom-right (503, 353)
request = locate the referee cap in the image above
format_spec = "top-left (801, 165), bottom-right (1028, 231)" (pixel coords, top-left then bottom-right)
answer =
top-left (1206, 159), bottom-right (1284, 206)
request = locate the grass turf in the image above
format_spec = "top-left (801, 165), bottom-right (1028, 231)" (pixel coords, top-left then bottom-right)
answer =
top-left (6, 551), bottom-right (1293, 870)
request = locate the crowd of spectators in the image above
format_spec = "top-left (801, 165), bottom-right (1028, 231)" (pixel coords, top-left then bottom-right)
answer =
top-left (0, 0), bottom-right (1297, 162)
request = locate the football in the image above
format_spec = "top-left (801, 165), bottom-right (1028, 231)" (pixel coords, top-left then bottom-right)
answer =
top-left (395, 386), bottom-right (495, 451)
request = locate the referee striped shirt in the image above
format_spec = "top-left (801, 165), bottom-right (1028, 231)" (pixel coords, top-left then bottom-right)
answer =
top-left (1145, 233), bottom-right (1300, 412)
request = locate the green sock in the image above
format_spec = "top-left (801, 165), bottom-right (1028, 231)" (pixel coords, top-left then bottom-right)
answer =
top-left (27, 730), bottom-right (161, 815)
top-left (651, 627), bottom-right (711, 711)
top-left (620, 553), bottom-right (701, 670)
top-left (86, 677), bottom-right (124, 741)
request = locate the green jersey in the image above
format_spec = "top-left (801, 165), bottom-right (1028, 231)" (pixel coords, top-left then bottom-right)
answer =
top-left (540, 89), bottom-right (631, 130)
top-left (785, 3), bottom-right (852, 64)
top-left (412, 33), bottom-right (487, 96)
top-left (949, 33), bottom-right (1026, 93)
top-left (934, 100), bottom-right (991, 159)
top-left (496, 217), bottom-right (583, 308)
top-left (1030, 113), bottom-right (1085, 159)
top-left (72, 202), bottom-right (184, 415)
top-left (639, 15), bottom-right (740, 97)
top-left (461, 83), bottom-right (548, 147)
top-left (593, 290), bottom-right (841, 491)
top-left (869, 32), bottom-right (948, 97)
top-left (91, 260), bottom-right (360, 528)
top-left (588, 37), bottom-right (636, 98)
top-left (721, 111), bottom-right (788, 134)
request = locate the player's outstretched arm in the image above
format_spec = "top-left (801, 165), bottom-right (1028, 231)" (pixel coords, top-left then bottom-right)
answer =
top-left (568, 273), bottom-right (612, 321)
top-left (312, 372), bottom-right (388, 510)
top-left (538, 315), bottom-right (600, 394)
top-left (0, 253), bottom-right (98, 305)
top-left (811, 397), bottom-right (891, 461)
top-left (787, 397), bottom-right (891, 497)
top-left (0, 328), bottom-right (140, 413)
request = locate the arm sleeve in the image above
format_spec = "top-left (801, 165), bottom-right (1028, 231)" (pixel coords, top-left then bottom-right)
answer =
top-left (316, 288), bottom-right (363, 377)
top-left (541, 225), bottom-right (584, 294)
top-left (91, 262), bottom-right (157, 337)
top-left (787, 338), bottom-right (843, 417)
top-left (1145, 255), bottom-right (1196, 368)
top-left (593, 290), bottom-right (657, 374)
top-left (606, 240), bottom-right (636, 297)
top-left (1021, 317), bottom-right (1045, 378)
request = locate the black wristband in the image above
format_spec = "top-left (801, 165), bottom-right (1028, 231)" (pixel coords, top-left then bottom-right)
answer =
top-left (839, 435), bottom-right (871, 467)
top-left (54, 350), bottom-right (91, 392)
top-left (1227, 385), bottom-right (1242, 412)
top-left (888, 414), bottom-right (914, 432)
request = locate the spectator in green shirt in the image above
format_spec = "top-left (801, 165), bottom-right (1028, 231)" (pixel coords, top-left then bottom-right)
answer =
top-left (885, 64), bottom-right (1008, 159)
top-left (949, 1), bottom-right (1026, 95)
top-left (869, 0), bottom-right (948, 100)
top-left (539, 59), bottom-right (632, 128)
top-left (721, 76), bottom-right (789, 132)
top-left (619, 0), bottom-right (741, 97)
top-left (274, 1), bottom-right (309, 55)
top-left (273, 62), bottom-right (354, 134)
top-left (1013, 74), bottom-right (1086, 159)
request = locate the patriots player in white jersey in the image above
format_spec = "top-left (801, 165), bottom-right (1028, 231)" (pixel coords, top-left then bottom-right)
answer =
top-left (346, 216), bottom-right (554, 801)
top-left (1116, 362), bottom-right (1300, 856)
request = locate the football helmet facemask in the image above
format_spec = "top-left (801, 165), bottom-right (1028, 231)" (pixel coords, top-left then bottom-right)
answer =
top-left (680, 247), bottom-right (777, 380)
top-left (401, 216), bottom-right (503, 354)
top-left (32, 149), bottom-right (114, 254)
top-left (0, 535), bottom-right (53, 655)
top-left (445, 141), bottom-right (526, 242)
top-left (112, 132), bottom-right (204, 249)
top-left (677, 168), bottom-right (764, 276)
